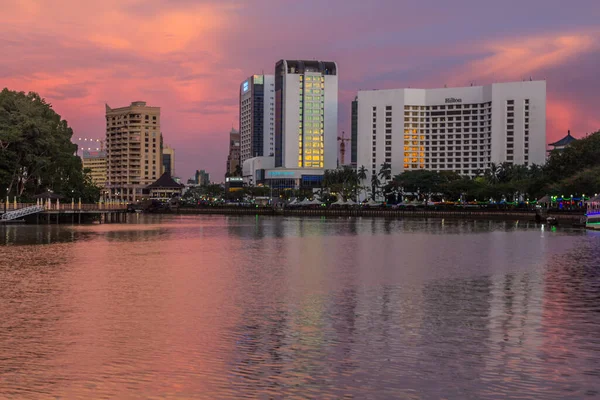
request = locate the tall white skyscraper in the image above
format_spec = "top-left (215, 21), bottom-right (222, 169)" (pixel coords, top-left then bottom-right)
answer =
top-left (239, 74), bottom-right (275, 165)
top-left (274, 60), bottom-right (338, 170)
top-left (356, 81), bottom-right (546, 178)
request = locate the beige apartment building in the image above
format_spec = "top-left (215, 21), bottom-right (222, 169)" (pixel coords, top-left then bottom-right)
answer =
top-left (82, 150), bottom-right (107, 187)
top-left (105, 101), bottom-right (163, 202)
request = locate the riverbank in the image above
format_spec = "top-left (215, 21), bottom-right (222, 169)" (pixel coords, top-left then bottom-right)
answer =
top-left (176, 207), bottom-right (585, 225)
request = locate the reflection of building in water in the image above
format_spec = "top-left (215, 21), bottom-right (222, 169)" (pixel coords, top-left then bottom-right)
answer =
top-left (418, 277), bottom-right (493, 398)
top-left (537, 247), bottom-right (600, 390)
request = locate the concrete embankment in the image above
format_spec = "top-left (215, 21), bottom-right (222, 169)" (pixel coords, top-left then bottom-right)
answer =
top-left (176, 207), bottom-right (585, 225)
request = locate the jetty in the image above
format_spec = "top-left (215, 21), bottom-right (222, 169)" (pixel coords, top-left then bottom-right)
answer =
top-left (1, 198), bottom-right (127, 224)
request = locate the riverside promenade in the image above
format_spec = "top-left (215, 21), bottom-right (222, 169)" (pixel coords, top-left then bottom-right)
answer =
top-left (177, 206), bottom-right (585, 225)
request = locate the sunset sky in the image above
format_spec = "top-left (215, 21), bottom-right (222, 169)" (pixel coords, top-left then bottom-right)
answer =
top-left (2, 0), bottom-right (599, 180)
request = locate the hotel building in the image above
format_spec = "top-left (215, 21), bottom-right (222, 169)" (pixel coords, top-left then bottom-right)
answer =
top-left (356, 81), bottom-right (546, 179)
top-left (105, 101), bottom-right (163, 202)
top-left (274, 59), bottom-right (338, 170)
top-left (240, 74), bottom-right (275, 164)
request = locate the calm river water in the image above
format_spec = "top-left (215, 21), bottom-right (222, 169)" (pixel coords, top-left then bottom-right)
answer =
top-left (1, 215), bottom-right (599, 399)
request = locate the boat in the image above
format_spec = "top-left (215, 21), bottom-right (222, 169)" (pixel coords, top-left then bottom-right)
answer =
top-left (586, 195), bottom-right (600, 230)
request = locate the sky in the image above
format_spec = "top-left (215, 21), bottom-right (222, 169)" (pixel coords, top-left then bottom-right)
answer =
top-left (2, 0), bottom-right (600, 181)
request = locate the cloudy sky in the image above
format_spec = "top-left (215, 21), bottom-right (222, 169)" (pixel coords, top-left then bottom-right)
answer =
top-left (2, 0), bottom-right (599, 180)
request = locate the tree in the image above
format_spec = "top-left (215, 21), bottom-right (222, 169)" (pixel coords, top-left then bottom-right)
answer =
top-left (357, 165), bottom-right (367, 182)
top-left (0, 88), bottom-right (99, 201)
top-left (322, 166), bottom-right (358, 200)
top-left (378, 162), bottom-right (391, 182)
top-left (393, 170), bottom-right (445, 201)
top-left (233, 164), bottom-right (242, 177)
top-left (356, 165), bottom-right (368, 200)
top-left (370, 173), bottom-right (380, 200)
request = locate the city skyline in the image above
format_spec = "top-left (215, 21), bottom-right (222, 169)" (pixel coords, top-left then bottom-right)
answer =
top-left (2, 0), bottom-right (599, 180)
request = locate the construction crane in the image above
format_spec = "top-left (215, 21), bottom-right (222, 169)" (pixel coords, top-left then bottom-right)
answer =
top-left (337, 131), bottom-right (350, 166)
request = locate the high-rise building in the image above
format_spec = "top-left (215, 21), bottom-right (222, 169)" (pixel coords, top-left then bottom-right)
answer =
top-left (274, 60), bottom-right (338, 170)
top-left (195, 169), bottom-right (210, 186)
top-left (240, 74), bottom-right (275, 164)
top-left (351, 96), bottom-right (358, 168)
top-left (81, 150), bottom-right (106, 187)
top-left (105, 101), bottom-right (163, 202)
top-left (356, 81), bottom-right (546, 179)
top-left (226, 128), bottom-right (240, 176)
top-left (162, 144), bottom-right (175, 176)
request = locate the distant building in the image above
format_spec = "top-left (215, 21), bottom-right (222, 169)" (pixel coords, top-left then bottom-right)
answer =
top-left (162, 145), bottom-right (175, 176)
top-left (146, 172), bottom-right (184, 200)
top-left (81, 150), bottom-right (106, 187)
top-left (226, 128), bottom-right (240, 177)
top-left (240, 74), bottom-right (275, 165)
top-left (356, 81), bottom-right (546, 179)
top-left (548, 130), bottom-right (577, 153)
top-left (106, 101), bottom-right (163, 202)
top-left (351, 96), bottom-right (358, 168)
top-left (195, 169), bottom-right (210, 186)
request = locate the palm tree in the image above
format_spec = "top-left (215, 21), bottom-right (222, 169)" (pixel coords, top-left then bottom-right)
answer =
top-left (378, 162), bottom-right (391, 183)
top-left (484, 163), bottom-right (500, 184)
top-left (357, 165), bottom-right (368, 182)
top-left (370, 173), bottom-right (380, 201)
top-left (356, 166), bottom-right (368, 201)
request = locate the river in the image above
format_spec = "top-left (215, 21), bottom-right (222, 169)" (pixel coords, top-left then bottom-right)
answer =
top-left (1, 215), bottom-right (599, 399)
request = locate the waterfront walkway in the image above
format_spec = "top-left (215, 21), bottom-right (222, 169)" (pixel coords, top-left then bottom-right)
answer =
top-left (177, 206), bottom-right (585, 224)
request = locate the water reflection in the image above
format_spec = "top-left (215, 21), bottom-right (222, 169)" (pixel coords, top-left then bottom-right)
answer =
top-left (0, 216), bottom-right (599, 398)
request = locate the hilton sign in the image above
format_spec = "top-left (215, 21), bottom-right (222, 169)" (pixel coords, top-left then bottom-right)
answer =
top-left (445, 97), bottom-right (462, 104)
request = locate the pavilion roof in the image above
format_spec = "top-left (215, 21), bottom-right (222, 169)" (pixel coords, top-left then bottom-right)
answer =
top-left (549, 130), bottom-right (577, 147)
top-left (146, 173), bottom-right (184, 189)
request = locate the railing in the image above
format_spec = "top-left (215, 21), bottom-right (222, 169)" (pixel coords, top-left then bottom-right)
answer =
top-left (1, 202), bottom-right (128, 212)
top-left (1, 205), bottom-right (45, 221)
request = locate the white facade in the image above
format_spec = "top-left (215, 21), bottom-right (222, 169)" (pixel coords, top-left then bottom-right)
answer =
top-left (242, 156), bottom-right (275, 185)
top-left (240, 75), bottom-right (275, 164)
top-left (275, 60), bottom-right (338, 170)
top-left (356, 81), bottom-right (546, 179)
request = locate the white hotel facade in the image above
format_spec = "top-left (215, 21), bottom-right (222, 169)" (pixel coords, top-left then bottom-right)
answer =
top-left (356, 81), bottom-right (546, 179)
